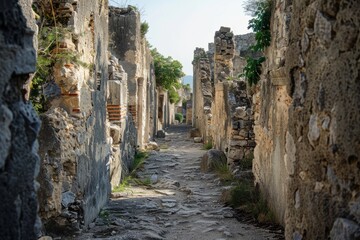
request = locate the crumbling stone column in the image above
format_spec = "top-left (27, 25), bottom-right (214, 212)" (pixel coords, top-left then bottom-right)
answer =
top-left (109, 6), bottom-right (155, 148)
top-left (107, 54), bottom-right (137, 188)
top-left (214, 27), bottom-right (235, 83)
top-left (0, 0), bottom-right (41, 239)
top-left (192, 48), bottom-right (213, 143)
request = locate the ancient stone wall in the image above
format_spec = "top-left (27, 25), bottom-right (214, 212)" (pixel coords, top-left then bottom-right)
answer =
top-left (36, 0), bottom-right (111, 234)
top-left (109, 6), bottom-right (155, 149)
top-left (284, 0), bottom-right (360, 238)
top-left (192, 28), bottom-right (256, 166)
top-left (0, 0), bottom-right (40, 239)
top-left (107, 54), bottom-right (137, 188)
top-left (192, 48), bottom-right (212, 143)
top-left (254, 0), bottom-right (360, 238)
top-left (252, 0), bottom-right (291, 225)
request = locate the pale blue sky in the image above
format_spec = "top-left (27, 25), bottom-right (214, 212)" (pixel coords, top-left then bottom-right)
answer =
top-left (109, 0), bottom-right (252, 75)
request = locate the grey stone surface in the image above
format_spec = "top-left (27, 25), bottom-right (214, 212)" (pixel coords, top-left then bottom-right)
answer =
top-left (157, 130), bottom-right (166, 138)
top-left (37, 0), bottom-right (111, 234)
top-left (330, 218), bottom-right (360, 240)
top-left (0, 0), bottom-right (40, 239)
top-left (201, 149), bottom-right (227, 172)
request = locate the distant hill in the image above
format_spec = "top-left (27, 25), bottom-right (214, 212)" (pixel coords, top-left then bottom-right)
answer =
top-left (182, 75), bottom-right (193, 91)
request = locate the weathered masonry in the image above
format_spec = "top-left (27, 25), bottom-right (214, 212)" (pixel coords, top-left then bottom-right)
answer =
top-left (192, 27), bottom-right (257, 167)
top-left (35, 0), bottom-right (111, 234)
top-left (254, 0), bottom-right (360, 239)
top-left (0, 0), bottom-right (40, 239)
top-left (109, 6), bottom-right (157, 150)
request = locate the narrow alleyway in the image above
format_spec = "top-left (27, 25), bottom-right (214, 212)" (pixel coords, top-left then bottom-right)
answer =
top-left (77, 125), bottom-right (282, 240)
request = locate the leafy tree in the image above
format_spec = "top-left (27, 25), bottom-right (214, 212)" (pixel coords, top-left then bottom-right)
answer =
top-left (248, 0), bottom-right (272, 51)
top-left (151, 48), bottom-right (185, 90)
top-left (240, 0), bottom-right (272, 86)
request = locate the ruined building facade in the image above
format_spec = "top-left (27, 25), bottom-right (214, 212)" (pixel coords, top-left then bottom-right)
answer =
top-left (193, 27), bottom-right (256, 167)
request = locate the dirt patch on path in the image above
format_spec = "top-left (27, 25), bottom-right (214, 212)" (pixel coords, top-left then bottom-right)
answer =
top-left (77, 125), bottom-right (283, 240)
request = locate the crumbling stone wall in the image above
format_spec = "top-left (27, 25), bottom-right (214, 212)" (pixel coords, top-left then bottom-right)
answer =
top-left (37, 0), bottom-right (110, 234)
top-left (252, 0), bottom-right (291, 225)
top-left (107, 54), bottom-right (137, 188)
top-left (192, 28), bottom-right (256, 166)
top-left (284, 1), bottom-right (360, 238)
top-left (255, 0), bottom-right (360, 238)
top-left (0, 0), bottom-right (40, 239)
top-left (192, 48), bottom-right (212, 143)
top-left (109, 6), bottom-right (156, 149)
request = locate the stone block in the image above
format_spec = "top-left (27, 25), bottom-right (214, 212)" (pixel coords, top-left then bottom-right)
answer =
top-left (234, 106), bottom-right (247, 119)
top-left (228, 149), bottom-right (244, 160)
top-left (146, 141), bottom-right (160, 151)
top-left (230, 140), bottom-right (248, 147)
top-left (194, 137), bottom-right (203, 143)
top-left (189, 128), bottom-right (201, 137)
top-left (157, 130), bottom-right (166, 138)
top-left (220, 26), bottom-right (231, 33)
top-left (110, 124), bottom-right (121, 144)
top-left (330, 218), bottom-right (360, 240)
top-left (201, 149), bottom-right (227, 172)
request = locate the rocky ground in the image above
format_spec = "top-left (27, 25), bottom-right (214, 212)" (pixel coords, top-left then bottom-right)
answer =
top-left (76, 125), bottom-right (283, 240)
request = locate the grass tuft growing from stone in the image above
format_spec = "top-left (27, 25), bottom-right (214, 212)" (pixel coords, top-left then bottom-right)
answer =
top-left (203, 141), bottom-right (213, 150)
top-left (112, 151), bottom-right (150, 192)
top-left (223, 178), bottom-right (276, 223)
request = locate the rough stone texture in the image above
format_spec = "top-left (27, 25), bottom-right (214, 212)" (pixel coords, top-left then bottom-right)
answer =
top-left (0, 0), bottom-right (40, 239)
top-left (233, 33), bottom-right (260, 77)
top-left (254, 0), bottom-right (360, 238)
top-left (201, 149), bottom-right (227, 172)
top-left (109, 6), bottom-right (156, 149)
top-left (252, 0), bottom-right (292, 225)
top-left (107, 54), bottom-right (137, 188)
top-left (37, 0), bottom-right (111, 234)
top-left (285, 0), bottom-right (360, 238)
top-left (192, 48), bottom-right (213, 143)
top-left (192, 28), bottom-right (256, 167)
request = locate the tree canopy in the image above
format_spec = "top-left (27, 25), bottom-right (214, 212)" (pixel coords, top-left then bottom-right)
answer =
top-left (151, 48), bottom-right (185, 90)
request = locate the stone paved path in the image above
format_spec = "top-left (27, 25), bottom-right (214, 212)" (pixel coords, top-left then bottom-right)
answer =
top-left (78, 125), bottom-right (281, 240)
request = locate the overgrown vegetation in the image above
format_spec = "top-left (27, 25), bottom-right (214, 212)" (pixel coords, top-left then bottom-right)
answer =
top-left (211, 157), bottom-right (275, 223)
top-left (240, 0), bottom-right (272, 86)
top-left (203, 141), bottom-right (213, 150)
top-left (151, 48), bottom-right (185, 103)
top-left (140, 21), bottom-right (149, 38)
top-left (226, 179), bottom-right (275, 223)
top-left (112, 151), bottom-right (150, 192)
top-left (31, 2), bottom-right (88, 113)
top-left (175, 113), bottom-right (183, 123)
top-left (213, 162), bottom-right (234, 182)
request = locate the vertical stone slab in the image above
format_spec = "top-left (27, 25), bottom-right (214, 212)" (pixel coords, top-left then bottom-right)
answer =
top-left (0, 0), bottom-right (40, 239)
top-left (109, 6), bottom-right (155, 148)
top-left (252, 0), bottom-right (292, 226)
top-left (192, 48), bottom-right (213, 143)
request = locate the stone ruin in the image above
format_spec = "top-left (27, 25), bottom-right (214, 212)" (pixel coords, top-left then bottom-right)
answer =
top-left (0, 0), bottom-right (174, 237)
top-left (36, 0), bottom-right (111, 233)
top-left (193, 27), bottom-right (257, 167)
top-left (253, 0), bottom-right (360, 238)
top-left (0, 0), bottom-right (41, 238)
